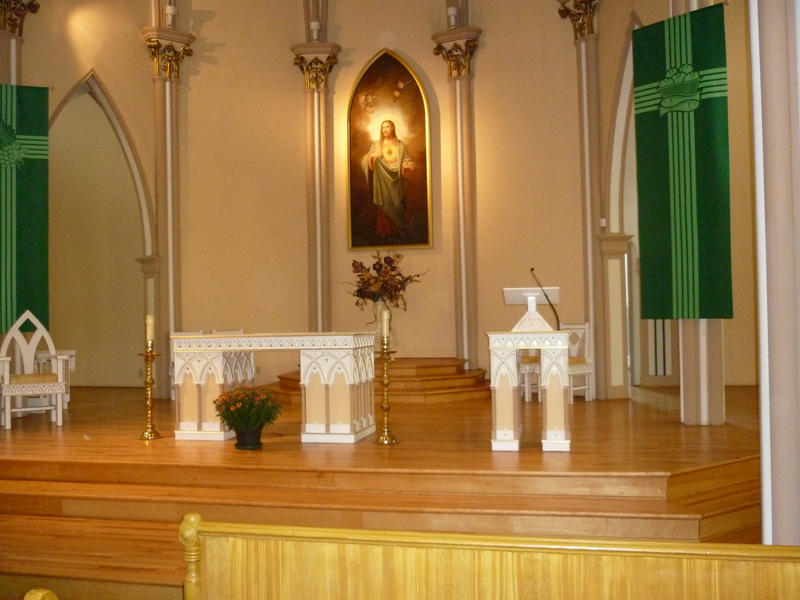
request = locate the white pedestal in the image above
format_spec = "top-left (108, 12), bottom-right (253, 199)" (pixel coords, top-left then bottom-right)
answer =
top-left (171, 331), bottom-right (376, 443)
top-left (488, 330), bottom-right (570, 452)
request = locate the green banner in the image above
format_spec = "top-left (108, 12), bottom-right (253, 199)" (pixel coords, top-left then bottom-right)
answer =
top-left (632, 4), bottom-right (732, 319)
top-left (1, 85), bottom-right (49, 331)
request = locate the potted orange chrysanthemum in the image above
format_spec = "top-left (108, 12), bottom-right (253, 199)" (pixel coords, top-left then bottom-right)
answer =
top-left (214, 386), bottom-right (282, 450)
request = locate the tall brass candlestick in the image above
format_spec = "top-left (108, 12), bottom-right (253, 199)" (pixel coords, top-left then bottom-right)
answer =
top-left (375, 329), bottom-right (398, 445)
top-left (139, 339), bottom-right (162, 440)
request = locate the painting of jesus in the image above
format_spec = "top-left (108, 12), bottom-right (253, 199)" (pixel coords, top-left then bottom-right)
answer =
top-left (348, 50), bottom-right (431, 249)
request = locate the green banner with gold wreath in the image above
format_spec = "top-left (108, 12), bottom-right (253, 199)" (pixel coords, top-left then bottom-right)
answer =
top-left (1, 85), bottom-right (49, 330)
top-left (632, 4), bottom-right (732, 319)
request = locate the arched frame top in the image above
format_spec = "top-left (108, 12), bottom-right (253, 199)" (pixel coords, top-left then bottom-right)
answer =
top-left (50, 70), bottom-right (154, 257)
top-left (346, 49), bottom-right (433, 249)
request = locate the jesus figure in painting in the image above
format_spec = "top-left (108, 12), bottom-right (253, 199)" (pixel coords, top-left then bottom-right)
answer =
top-left (363, 119), bottom-right (416, 238)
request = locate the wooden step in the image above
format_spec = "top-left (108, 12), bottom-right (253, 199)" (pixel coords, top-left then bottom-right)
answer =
top-left (0, 455), bottom-right (761, 587)
top-left (0, 457), bottom-right (673, 497)
top-left (383, 357), bottom-right (470, 377)
top-left (0, 495), bottom-right (752, 593)
top-left (0, 514), bottom-right (182, 586)
top-left (0, 479), bottom-right (719, 547)
top-left (270, 357), bottom-right (491, 404)
top-left (0, 386), bottom-right (763, 588)
top-left (0, 455), bottom-right (760, 542)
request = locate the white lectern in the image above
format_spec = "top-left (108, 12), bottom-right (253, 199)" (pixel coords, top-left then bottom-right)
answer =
top-left (488, 287), bottom-right (570, 452)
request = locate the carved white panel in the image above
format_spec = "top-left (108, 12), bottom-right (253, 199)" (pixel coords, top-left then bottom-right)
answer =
top-left (172, 332), bottom-right (375, 387)
top-left (540, 348), bottom-right (568, 388)
top-left (487, 331), bottom-right (569, 350)
top-left (300, 349), bottom-right (354, 386)
top-left (1, 381), bottom-right (66, 396)
top-left (171, 332), bottom-right (376, 352)
top-left (222, 351), bottom-right (254, 384)
top-left (490, 348), bottom-right (518, 388)
top-left (487, 331), bottom-right (568, 389)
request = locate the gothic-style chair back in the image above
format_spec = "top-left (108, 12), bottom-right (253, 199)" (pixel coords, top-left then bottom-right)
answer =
top-left (0, 310), bottom-right (67, 429)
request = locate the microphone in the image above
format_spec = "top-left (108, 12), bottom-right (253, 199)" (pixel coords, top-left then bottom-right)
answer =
top-left (530, 267), bottom-right (561, 330)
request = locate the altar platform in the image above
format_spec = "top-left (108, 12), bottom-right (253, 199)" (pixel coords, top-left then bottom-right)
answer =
top-left (0, 382), bottom-right (761, 590)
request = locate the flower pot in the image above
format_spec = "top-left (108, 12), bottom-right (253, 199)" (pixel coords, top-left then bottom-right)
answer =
top-left (234, 427), bottom-right (263, 450)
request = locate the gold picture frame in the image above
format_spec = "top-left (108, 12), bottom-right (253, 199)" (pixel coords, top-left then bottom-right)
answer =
top-left (347, 50), bottom-right (432, 249)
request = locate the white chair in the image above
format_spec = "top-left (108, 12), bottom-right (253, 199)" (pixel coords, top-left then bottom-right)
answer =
top-left (519, 322), bottom-right (594, 404)
top-left (35, 348), bottom-right (76, 408)
top-left (0, 310), bottom-right (67, 429)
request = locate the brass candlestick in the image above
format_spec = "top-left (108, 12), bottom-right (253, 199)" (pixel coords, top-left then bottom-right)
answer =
top-left (375, 331), bottom-right (398, 445)
top-left (139, 339), bottom-right (162, 440)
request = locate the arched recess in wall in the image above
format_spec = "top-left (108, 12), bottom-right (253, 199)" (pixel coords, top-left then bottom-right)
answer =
top-left (49, 71), bottom-right (153, 386)
top-left (606, 12), bottom-right (680, 390)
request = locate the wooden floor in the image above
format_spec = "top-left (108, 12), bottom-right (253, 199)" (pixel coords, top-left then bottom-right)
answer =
top-left (0, 383), bottom-right (761, 589)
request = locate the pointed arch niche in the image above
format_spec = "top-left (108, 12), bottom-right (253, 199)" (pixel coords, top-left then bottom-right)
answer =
top-left (606, 24), bottom-right (679, 389)
top-left (49, 72), bottom-right (153, 386)
top-left (607, 7), bottom-right (758, 393)
top-left (347, 49), bottom-right (432, 249)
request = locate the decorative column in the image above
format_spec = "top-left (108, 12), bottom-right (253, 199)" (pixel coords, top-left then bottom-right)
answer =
top-left (291, 1), bottom-right (339, 332)
top-left (668, 0), bottom-right (724, 425)
top-left (432, 1), bottom-right (481, 368)
top-left (557, 1), bottom-right (617, 399)
top-left (0, 0), bottom-right (38, 85)
top-left (749, 0), bottom-right (800, 545)
top-left (141, 0), bottom-right (194, 398)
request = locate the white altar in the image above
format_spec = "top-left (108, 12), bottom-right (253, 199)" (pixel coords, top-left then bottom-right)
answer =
top-left (488, 292), bottom-right (570, 452)
top-left (171, 331), bottom-right (376, 443)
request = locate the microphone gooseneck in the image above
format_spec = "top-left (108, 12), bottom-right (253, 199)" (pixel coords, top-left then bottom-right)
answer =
top-left (530, 267), bottom-right (561, 331)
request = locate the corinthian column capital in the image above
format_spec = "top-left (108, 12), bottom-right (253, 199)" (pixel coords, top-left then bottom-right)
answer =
top-left (141, 27), bottom-right (195, 80)
top-left (432, 27), bottom-right (481, 79)
top-left (291, 42), bottom-right (340, 90)
top-left (0, 0), bottom-right (39, 36)
top-left (557, 0), bottom-right (598, 41)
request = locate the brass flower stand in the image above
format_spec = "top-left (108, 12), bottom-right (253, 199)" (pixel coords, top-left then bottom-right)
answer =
top-left (139, 339), bottom-right (162, 440)
top-left (375, 330), bottom-right (398, 445)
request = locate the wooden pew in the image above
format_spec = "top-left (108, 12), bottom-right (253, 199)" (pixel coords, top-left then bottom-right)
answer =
top-left (179, 512), bottom-right (800, 599)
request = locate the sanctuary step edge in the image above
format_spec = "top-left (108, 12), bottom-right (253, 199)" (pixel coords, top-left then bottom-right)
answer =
top-left (0, 480), bottom-right (760, 587)
top-left (0, 453), bottom-right (761, 587)
top-left (268, 357), bottom-right (492, 404)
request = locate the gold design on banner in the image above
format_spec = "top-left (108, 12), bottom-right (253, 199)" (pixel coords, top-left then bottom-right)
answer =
top-left (147, 38), bottom-right (194, 80)
top-left (557, 0), bottom-right (598, 41)
top-left (294, 54), bottom-right (338, 90)
top-left (433, 39), bottom-right (478, 79)
top-left (0, 0), bottom-right (38, 35)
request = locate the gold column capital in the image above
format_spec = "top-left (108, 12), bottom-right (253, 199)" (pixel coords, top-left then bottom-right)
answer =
top-left (1, 0), bottom-right (39, 36)
top-left (432, 27), bottom-right (481, 79)
top-left (291, 42), bottom-right (340, 90)
top-left (557, 0), bottom-right (598, 41)
top-left (597, 233), bottom-right (633, 255)
top-left (141, 26), bottom-right (195, 80)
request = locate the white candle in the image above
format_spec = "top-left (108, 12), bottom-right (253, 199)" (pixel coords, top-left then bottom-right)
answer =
top-left (381, 308), bottom-right (391, 338)
top-left (165, 0), bottom-right (177, 29)
top-left (447, 6), bottom-right (458, 28)
top-left (310, 20), bottom-right (320, 41)
top-left (146, 314), bottom-right (154, 342)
